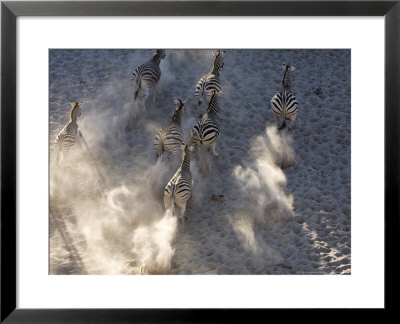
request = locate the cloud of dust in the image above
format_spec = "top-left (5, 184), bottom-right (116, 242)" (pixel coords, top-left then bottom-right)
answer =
top-left (229, 126), bottom-right (295, 255)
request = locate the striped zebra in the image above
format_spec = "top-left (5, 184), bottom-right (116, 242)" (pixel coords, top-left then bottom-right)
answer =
top-left (194, 50), bottom-right (225, 116)
top-left (54, 101), bottom-right (82, 164)
top-left (154, 98), bottom-right (186, 160)
top-left (164, 144), bottom-right (194, 221)
top-left (270, 64), bottom-right (299, 133)
top-left (131, 49), bottom-right (166, 107)
top-left (190, 90), bottom-right (220, 156)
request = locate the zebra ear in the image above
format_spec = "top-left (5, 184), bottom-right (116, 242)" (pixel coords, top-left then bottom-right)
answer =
top-left (212, 50), bottom-right (218, 56)
top-left (282, 63), bottom-right (287, 70)
top-left (173, 98), bottom-right (180, 105)
top-left (290, 65), bottom-right (296, 71)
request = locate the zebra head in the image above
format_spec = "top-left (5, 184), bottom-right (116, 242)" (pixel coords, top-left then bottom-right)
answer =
top-left (172, 98), bottom-right (186, 124)
top-left (212, 49), bottom-right (225, 73)
top-left (69, 101), bottom-right (81, 121)
top-left (156, 49), bottom-right (166, 59)
top-left (282, 63), bottom-right (296, 90)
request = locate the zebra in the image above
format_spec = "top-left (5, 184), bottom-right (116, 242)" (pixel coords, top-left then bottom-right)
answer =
top-left (190, 90), bottom-right (220, 156)
top-left (131, 49), bottom-right (166, 107)
top-left (54, 101), bottom-right (82, 164)
top-left (270, 64), bottom-right (299, 133)
top-left (194, 50), bottom-right (225, 116)
top-left (164, 144), bottom-right (194, 222)
top-left (154, 98), bottom-right (186, 160)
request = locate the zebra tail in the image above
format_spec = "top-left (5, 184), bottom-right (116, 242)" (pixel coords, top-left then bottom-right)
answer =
top-left (154, 134), bottom-right (163, 159)
top-left (134, 78), bottom-right (141, 100)
top-left (278, 109), bottom-right (287, 130)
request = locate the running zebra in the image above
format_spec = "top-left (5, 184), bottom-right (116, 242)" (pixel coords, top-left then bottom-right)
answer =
top-left (54, 101), bottom-right (82, 164)
top-left (164, 144), bottom-right (194, 222)
top-left (190, 90), bottom-right (220, 156)
top-left (154, 98), bottom-right (186, 160)
top-left (270, 64), bottom-right (299, 133)
top-left (194, 50), bottom-right (225, 116)
top-left (131, 49), bottom-right (166, 107)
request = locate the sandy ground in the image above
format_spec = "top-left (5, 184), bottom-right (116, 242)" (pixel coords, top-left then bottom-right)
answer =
top-left (49, 49), bottom-right (351, 275)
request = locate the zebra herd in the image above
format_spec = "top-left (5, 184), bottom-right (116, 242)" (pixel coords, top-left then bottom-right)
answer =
top-left (53, 49), bottom-right (299, 223)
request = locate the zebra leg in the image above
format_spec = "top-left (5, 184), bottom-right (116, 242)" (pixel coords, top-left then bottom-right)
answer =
top-left (210, 142), bottom-right (219, 157)
top-left (152, 83), bottom-right (158, 103)
top-left (167, 152), bottom-right (177, 166)
top-left (195, 142), bottom-right (201, 152)
top-left (143, 86), bottom-right (153, 106)
top-left (178, 202), bottom-right (187, 224)
top-left (56, 150), bottom-right (63, 165)
top-left (194, 90), bottom-right (202, 116)
top-left (164, 195), bottom-right (174, 217)
top-left (288, 118), bottom-right (295, 133)
top-left (54, 142), bottom-right (61, 165)
top-left (77, 131), bottom-right (84, 149)
top-left (197, 100), bottom-right (203, 117)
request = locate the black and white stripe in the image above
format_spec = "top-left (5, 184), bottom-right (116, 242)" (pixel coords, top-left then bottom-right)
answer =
top-left (164, 145), bottom-right (194, 221)
top-left (270, 64), bottom-right (299, 132)
top-left (190, 90), bottom-right (220, 156)
top-left (154, 98), bottom-right (186, 160)
top-left (194, 50), bottom-right (225, 115)
top-left (132, 49), bottom-right (166, 106)
top-left (54, 101), bottom-right (82, 164)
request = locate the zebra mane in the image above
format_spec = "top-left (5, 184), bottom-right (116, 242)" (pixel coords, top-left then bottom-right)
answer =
top-left (69, 101), bottom-right (80, 120)
top-left (180, 145), bottom-right (193, 168)
top-left (211, 50), bottom-right (224, 75)
top-left (207, 91), bottom-right (219, 115)
top-left (282, 64), bottom-right (295, 90)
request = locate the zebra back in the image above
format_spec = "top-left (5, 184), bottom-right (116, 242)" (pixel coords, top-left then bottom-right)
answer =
top-left (270, 88), bottom-right (299, 130)
top-left (190, 91), bottom-right (220, 148)
top-left (132, 49), bottom-right (165, 94)
top-left (154, 99), bottom-right (185, 157)
top-left (194, 50), bottom-right (225, 109)
top-left (163, 144), bottom-right (193, 219)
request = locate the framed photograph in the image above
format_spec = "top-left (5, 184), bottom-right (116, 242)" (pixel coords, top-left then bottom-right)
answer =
top-left (1, 0), bottom-right (398, 321)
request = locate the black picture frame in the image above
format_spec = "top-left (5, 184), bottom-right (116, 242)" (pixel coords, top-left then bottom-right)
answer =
top-left (1, 0), bottom-right (398, 322)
